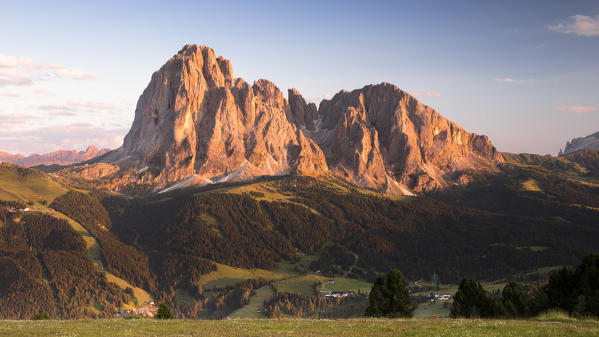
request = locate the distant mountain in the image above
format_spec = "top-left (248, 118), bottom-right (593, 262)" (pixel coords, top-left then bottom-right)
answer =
top-left (562, 131), bottom-right (599, 155)
top-left (75, 44), bottom-right (500, 195)
top-left (0, 145), bottom-right (110, 167)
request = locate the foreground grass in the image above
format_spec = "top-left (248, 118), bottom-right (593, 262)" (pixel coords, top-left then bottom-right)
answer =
top-left (1, 318), bottom-right (598, 337)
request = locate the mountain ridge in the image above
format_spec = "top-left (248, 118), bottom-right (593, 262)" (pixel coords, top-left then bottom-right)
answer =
top-left (0, 145), bottom-right (110, 167)
top-left (65, 44), bottom-right (500, 195)
top-left (562, 131), bottom-right (599, 155)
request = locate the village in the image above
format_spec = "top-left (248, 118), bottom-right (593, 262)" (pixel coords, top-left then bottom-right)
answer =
top-left (317, 279), bottom-right (358, 299)
top-left (116, 302), bottom-right (158, 318)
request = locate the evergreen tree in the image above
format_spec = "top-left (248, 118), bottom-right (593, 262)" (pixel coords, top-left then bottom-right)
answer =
top-left (450, 278), bottom-right (495, 318)
top-left (500, 282), bottom-right (529, 318)
top-left (155, 302), bottom-right (175, 319)
top-left (365, 269), bottom-right (413, 317)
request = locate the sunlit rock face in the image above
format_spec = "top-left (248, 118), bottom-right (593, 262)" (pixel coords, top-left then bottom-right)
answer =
top-left (311, 83), bottom-right (501, 192)
top-left (99, 45), bottom-right (500, 194)
top-left (104, 45), bottom-right (328, 186)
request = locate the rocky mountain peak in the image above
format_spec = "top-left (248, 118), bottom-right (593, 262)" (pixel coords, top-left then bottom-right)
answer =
top-left (96, 45), bottom-right (500, 194)
top-left (563, 131), bottom-right (599, 155)
top-left (104, 44), bottom-right (327, 186)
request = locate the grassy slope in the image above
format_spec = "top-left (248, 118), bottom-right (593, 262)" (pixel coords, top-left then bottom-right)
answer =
top-left (229, 285), bottom-right (274, 318)
top-left (1, 319), bottom-right (598, 337)
top-left (0, 163), bottom-right (68, 203)
top-left (199, 263), bottom-right (290, 289)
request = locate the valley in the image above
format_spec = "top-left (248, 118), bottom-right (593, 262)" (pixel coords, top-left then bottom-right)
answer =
top-left (1, 146), bottom-right (598, 319)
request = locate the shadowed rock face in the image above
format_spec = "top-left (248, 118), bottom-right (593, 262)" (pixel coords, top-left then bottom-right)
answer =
top-left (563, 131), bottom-right (599, 155)
top-left (99, 44), bottom-right (500, 193)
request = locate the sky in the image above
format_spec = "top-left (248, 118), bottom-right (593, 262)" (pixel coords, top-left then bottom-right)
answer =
top-left (1, 0), bottom-right (598, 155)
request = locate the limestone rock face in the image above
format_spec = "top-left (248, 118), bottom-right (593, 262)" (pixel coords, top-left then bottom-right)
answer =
top-left (95, 45), bottom-right (501, 194)
top-left (104, 45), bottom-right (327, 186)
top-left (313, 83), bottom-right (501, 192)
top-left (563, 131), bottom-right (599, 155)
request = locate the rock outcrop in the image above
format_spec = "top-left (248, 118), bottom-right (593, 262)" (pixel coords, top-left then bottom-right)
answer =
top-left (0, 145), bottom-right (109, 167)
top-left (562, 131), bottom-right (599, 155)
top-left (311, 84), bottom-right (501, 192)
top-left (91, 44), bottom-right (500, 194)
top-left (103, 45), bottom-right (327, 186)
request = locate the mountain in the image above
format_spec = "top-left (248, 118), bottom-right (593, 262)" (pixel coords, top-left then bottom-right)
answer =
top-left (562, 131), bottom-right (599, 155)
top-left (86, 45), bottom-right (500, 194)
top-left (1, 45), bottom-right (599, 320)
top-left (0, 145), bottom-right (110, 167)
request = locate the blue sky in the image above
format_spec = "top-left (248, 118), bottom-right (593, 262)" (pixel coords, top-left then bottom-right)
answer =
top-left (1, 0), bottom-right (598, 155)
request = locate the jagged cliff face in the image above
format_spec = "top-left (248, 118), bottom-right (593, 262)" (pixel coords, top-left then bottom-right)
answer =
top-left (308, 84), bottom-right (500, 191)
top-left (96, 44), bottom-right (499, 194)
top-left (104, 45), bottom-right (327, 185)
top-left (563, 131), bottom-right (599, 155)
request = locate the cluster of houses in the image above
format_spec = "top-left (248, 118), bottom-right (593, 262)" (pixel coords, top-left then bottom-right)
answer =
top-left (429, 294), bottom-right (452, 302)
top-left (116, 302), bottom-right (158, 318)
top-left (7, 207), bottom-right (29, 213)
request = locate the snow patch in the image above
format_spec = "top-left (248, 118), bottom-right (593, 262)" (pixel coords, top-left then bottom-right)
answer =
top-left (158, 175), bottom-right (213, 194)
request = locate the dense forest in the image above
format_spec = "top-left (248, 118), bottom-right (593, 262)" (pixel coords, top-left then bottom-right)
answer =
top-left (105, 168), bottom-right (599, 286)
top-left (0, 207), bottom-right (133, 318)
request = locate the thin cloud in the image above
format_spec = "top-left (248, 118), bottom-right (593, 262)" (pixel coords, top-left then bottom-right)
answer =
top-left (67, 100), bottom-right (114, 110)
top-left (412, 91), bottom-right (441, 98)
top-left (559, 105), bottom-right (597, 114)
top-left (0, 123), bottom-right (125, 155)
top-left (494, 77), bottom-right (534, 84)
top-left (0, 91), bottom-right (21, 97)
top-left (55, 69), bottom-right (98, 80)
top-left (549, 14), bottom-right (599, 37)
top-left (35, 89), bottom-right (55, 96)
top-left (0, 68), bottom-right (34, 87)
top-left (35, 99), bottom-right (116, 116)
top-left (0, 52), bottom-right (96, 87)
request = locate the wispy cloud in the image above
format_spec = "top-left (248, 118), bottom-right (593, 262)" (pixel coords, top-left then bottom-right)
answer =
top-left (494, 77), bottom-right (534, 84)
top-left (0, 91), bottom-right (21, 97)
top-left (34, 99), bottom-right (116, 116)
top-left (549, 14), bottom-right (599, 37)
top-left (0, 52), bottom-right (97, 87)
top-left (35, 89), bottom-right (55, 96)
top-left (412, 90), bottom-right (441, 98)
top-left (55, 69), bottom-right (98, 80)
top-left (559, 105), bottom-right (597, 114)
top-left (67, 100), bottom-right (114, 110)
top-left (0, 123), bottom-right (125, 155)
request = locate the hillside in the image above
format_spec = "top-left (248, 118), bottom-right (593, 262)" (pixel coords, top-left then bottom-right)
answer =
top-left (0, 163), bottom-right (68, 204)
top-left (2, 148), bottom-right (599, 319)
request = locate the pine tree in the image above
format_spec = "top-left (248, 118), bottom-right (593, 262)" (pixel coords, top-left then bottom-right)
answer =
top-left (155, 302), bottom-right (175, 319)
top-left (365, 269), bottom-right (413, 317)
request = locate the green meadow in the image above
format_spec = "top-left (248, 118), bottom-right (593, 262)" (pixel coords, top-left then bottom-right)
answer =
top-left (1, 318), bottom-right (597, 337)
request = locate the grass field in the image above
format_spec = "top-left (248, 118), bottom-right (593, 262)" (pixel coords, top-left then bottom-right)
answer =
top-left (0, 163), bottom-right (68, 204)
top-left (229, 286), bottom-right (274, 318)
top-left (199, 263), bottom-right (291, 289)
top-left (0, 318), bottom-right (597, 337)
